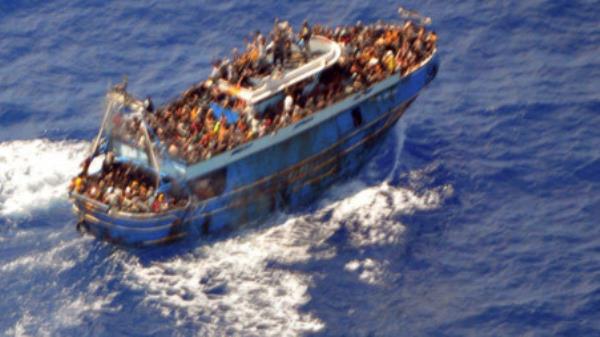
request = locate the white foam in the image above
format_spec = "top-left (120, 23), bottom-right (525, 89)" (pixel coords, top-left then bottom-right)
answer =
top-left (3, 234), bottom-right (116, 337)
top-left (362, 119), bottom-right (406, 182)
top-left (120, 173), bottom-right (451, 336)
top-left (4, 236), bottom-right (116, 337)
top-left (0, 236), bottom-right (91, 274)
top-left (0, 139), bottom-right (89, 216)
top-left (0, 133), bottom-right (453, 336)
top-left (7, 311), bottom-right (33, 337)
top-left (9, 291), bottom-right (117, 337)
top-left (385, 119), bottom-right (407, 181)
top-left (120, 217), bottom-right (325, 336)
top-left (345, 258), bottom-right (390, 285)
top-left (324, 180), bottom-right (447, 248)
top-left (52, 291), bottom-right (118, 327)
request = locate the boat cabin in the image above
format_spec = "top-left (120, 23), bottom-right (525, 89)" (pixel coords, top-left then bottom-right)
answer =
top-left (217, 35), bottom-right (341, 116)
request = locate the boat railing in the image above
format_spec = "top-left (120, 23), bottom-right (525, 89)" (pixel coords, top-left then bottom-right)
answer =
top-left (109, 196), bottom-right (192, 220)
top-left (70, 190), bottom-right (192, 220)
top-left (70, 191), bottom-right (110, 213)
top-left (402, 47), bottom-right (438, 76)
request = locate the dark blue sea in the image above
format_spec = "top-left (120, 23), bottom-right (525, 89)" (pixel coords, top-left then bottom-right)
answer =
top-left (1, 1), bottom-right (599, 336)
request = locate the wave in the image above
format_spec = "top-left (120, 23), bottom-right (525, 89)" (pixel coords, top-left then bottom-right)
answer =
top-left (0, 139), bottom-right (88, 217)
top-left (0, 235), bottom-right (90, 274)
top-left (1, 233), bottom-right (116, 337)
top-left (119, 177), bottom-right (450, 336)
top-left (6, 283), bottom-right (119, 337)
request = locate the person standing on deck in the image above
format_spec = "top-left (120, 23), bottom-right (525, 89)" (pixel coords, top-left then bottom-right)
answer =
top-left (272, 32), bottom-right (285, 66)
top-left (299, 20), bottom-right (312, 60)
top-left (253, 30), bottom-right (266, 71)
top-left (271, 18), bottom-right (284, 66)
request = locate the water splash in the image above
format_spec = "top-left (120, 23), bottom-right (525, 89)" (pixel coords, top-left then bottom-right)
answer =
top-left (119, 176), bottom-right (450, 336)
top-left (345, 258), bottom-right (389, 285)
top-left (6, 288), bottom-right (119, 337)
top-left (0, 136), bottom-right (452, 336)
top-left (0, 139), bottom-right (88, 217)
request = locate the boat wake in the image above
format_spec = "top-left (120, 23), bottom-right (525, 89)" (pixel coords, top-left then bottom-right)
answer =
top-left (0, 139), bottom-right (88, 218)
top-left (114, 127), bottom-right (451, 335)
top-left (1, 133), bottom-right (452, 336)
top-left (114, 179), bottom-right (450, 336)
top-left (3, 237), bottom-right (119, 337)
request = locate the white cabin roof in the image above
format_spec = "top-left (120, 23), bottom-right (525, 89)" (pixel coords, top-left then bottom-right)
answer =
top-left (218, 35), bottom-right (342, 105)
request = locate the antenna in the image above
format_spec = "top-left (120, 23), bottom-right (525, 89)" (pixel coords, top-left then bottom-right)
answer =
top-left (122, 74), bottom-right (128, 90)
top-left (113, 75), bottom-right (128, 93)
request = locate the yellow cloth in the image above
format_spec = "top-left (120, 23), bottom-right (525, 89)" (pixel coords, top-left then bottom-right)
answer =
top-left (74, 177), bottom-right (83, 191)
top-left (383, 54), bottom-right (396, 72)
top-left (248, 48), bottom-right (258, 62)
top-left (190, 106), bottom-right (200, 121)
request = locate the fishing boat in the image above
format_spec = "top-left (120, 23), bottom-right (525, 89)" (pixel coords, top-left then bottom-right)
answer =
top-left (69, 11), bottom-right (439, 246)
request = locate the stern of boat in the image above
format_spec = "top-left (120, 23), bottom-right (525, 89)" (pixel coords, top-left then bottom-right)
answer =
top-left (70, 192), bottom-right (190, 246)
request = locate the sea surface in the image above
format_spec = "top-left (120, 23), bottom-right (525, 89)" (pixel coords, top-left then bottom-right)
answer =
top-left (1, 1), bottom-right (599, 336)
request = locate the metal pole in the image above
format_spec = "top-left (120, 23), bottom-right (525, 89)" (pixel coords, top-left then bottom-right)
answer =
top-left (89, 95), bottom-right (115, 157)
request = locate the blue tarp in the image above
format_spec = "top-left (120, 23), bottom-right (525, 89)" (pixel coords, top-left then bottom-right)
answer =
top-left (209, 103), bottom-right (239, 124)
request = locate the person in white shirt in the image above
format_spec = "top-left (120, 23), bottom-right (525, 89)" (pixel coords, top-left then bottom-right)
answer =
top-left (284, 94), bottom-right (293, 114)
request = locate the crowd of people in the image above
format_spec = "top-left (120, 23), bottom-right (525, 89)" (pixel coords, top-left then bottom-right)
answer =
top-left (208, 19), bottom-right (314, 88)
top-left (69, 159), bottom-right (186, 214)
top-left (113, 19), bottom-right (436, 166)
top-left (75, 19), bottom-right (437, 213)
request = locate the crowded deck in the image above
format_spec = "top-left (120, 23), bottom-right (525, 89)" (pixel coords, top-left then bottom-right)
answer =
top-left (71, 18), bottom-right (437, 214)
top-left (113, 19), bottom-right (436, 165)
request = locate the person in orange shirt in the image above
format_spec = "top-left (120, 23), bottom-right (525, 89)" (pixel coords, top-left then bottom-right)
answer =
top-left (190, 105), bottom-right (200, 121)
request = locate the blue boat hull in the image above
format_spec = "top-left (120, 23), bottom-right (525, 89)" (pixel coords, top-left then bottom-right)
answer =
top-left (71, 53), bottom-right (439, 246)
